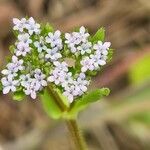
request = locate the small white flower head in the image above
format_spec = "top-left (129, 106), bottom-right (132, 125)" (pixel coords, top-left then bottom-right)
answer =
top-left (90, 54), bottom-right (106, 67)
top-left (7, 55), bottom-right (24, 72)
top-left (18, 33), bottom-right (32, 44)
top-left (16, 42), bottom-right (30, 56)
top-left (34, 69), bottom-right (47, 87)
top-left (76, 26), bottom-right (90, 43)
top-left (1, 75), bottom-right (19, 94)
top-left (77, 42), bottom-right (92, 55)
top-left (76, 73), bottom-right (89, 92)
top-left (93, 41), bottom-right (111, 55)
top-left (1, 68), bottom-right (17, 78)
top-left (48, 69), bottom-right (66, 85)
top-left (53, 61), bottom-right (68, 72)
top-left (63, 85), bottom-right (76, 103)
top-left (65, 26), bottom-right (90, 54)
top-left (80, 56), bottom-right (94, 72)
top-left (46, 30), bottom-right (62, 49)
top-left (45, 48), bottom-right (62, 61)
top-left (26, 17), bottom-right (41, 35)
top-left (20, 74), bottom-right (31, 88)
top-left (34, 36), bottom-right (47, 53)
top-left (61, 72), bottom-right (73, 88)
top-left (13, 18), bottom-right (27, 32)
top-left (65, 33), bottom-right (77, 52)
top-left (24, 79), bottom-right (41, 99)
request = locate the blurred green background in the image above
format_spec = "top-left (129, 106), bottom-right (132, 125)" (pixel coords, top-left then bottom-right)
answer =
top-left (0, 0), bottom-right (150, 150)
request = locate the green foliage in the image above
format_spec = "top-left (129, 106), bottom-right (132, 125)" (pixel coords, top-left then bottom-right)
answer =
top-left (13, 91), bottom-right (25, 101)
top-left (91, 27), bottom-right (105, 43)
top-left (131, 111), bottom-right (150, 125)
top-left (68, 88), bottom-right (110, 117)
top-left (129, 53), bottom-right (150, 85)
top-left (0, 82), bottom-right (2, 92)
top-left (40, 87), bottom-right (110, 119)
top-left (9, 45), bottom-right (15, 54)
top-left (107, 48), bottom-right (114, 62)
top-left (55, 88), bottom-right (70, 107)
top-left (40, 88), bottom-right (62, 119)
top-left (41, 23), bottom-right (54, 35)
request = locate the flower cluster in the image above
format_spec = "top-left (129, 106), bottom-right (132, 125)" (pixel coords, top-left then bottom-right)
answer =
top-left (81, 41), bottom-right (111, 72)
top-left (21, 69), bottom-right (47, 99)
top-left (65, 26), bottom-right (91, 54)
top-left (47, 62), bottom-right (89, 102)
top-left (1, 17), bottom-right (112, 103)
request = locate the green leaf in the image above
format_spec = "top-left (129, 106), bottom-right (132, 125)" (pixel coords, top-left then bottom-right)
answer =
top-left (13, 91), bottom-right (25, 101)
top-left (91, 27), bottom-right (105, 42)
top-left (69, 88), bottom-right (110, 117)
top-left (40, 88), bottom-right (62, 119)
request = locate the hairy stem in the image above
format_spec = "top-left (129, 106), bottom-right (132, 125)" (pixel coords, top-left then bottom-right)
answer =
top-left (66, 119), bottom-right (88, 150)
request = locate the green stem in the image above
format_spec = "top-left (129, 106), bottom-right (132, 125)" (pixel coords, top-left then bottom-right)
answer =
top-left (66, 119), bottom-right (88, 150)
top-left (47, 86), bottom-right (88, 150)
top-left (48, 85), bottom-right (67, 111)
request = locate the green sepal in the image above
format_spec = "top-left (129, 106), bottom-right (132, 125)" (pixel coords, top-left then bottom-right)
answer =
top-left (68, 88), bottom-right (110, 118)
top-left (12, 91), bottom-right (26, 101)
top-left (12, 30), bottom-right (19, 37)
top-left (91, 27), bottom-right (105, 43)
top-left (40, 88), bottom-right (62, 119)
top-left (107, 48), bottom-right (114, 62)
top-left (9, 45), bottom-right (15, 54)
top-left (0, 82), bottom-right (3, 92)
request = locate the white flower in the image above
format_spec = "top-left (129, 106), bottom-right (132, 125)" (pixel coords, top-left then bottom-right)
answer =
top-left (75, 73), bottom-right (89, 93)
top-left (13, 18), bottom-right (27, 32)
top-left (90, 54), bottom-right (106, 67)
top-left (65, 27), bottom-right (90, 54)
top-left (45, 48), bottom-right (62, 61)
top-left (65, 32), bottom-right (81, 45)
top-left (65, 33), bottom-right (77, 52)
top-left (26, 17), bottom-right (41, 35)
top-left (75, 26), bottom-right (89, 43)
top-left (24, 79), bottom-right (41, 99)
top-left (80, 56), bottom-right (94, 72)
top-left (63, 85), bottom-right (76, 103)
top-left (45, 30), bottom-right (62, 49)
top-left (18, 33), bottom-right (32, 44)
top-left (77, 42), bottom-right (92, 55)
top-left (53, 61), bottom-right (68, 72)
top-left (34, 37), bottom-right (47, 53)
top-left (1, 69), bottom-right (17, 78)
top-left (20, 74), bottom-right (31, 88)
top-left (7, 56), bottom-right (24, 72)
top-left (16, 42), bottom-right (30, 56)
top-left (93, 41), bottom-right (111, 55)
top-left (1, 76), bottom-right (19, 94)
top-left (63, 73), bottom-right (89, 103)
top-left (47, 62), bottom-right (68, 85)
top-left (61, 72), bottom-right (73, 87)
top-left (34, 69), bottom-right (47, 87)
top-left (47, 70), bottom-right (66, 85)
